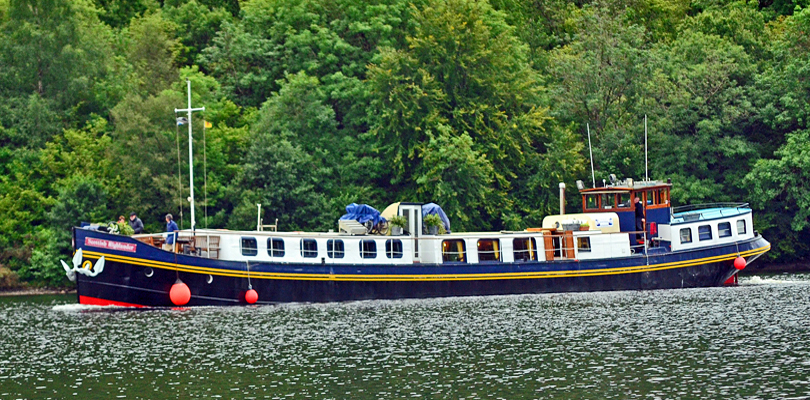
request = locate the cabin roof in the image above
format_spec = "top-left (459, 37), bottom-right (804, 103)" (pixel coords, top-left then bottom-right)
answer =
top-left (579, 182), bottom-right (671, 194)
top-left (671, 206), bottom-right (751, 224)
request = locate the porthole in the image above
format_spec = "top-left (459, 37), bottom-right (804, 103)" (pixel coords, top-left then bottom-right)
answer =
top-left (207, 274), bottom-right (213, 284)
top-left (144, 267), bottom-right (154, 278)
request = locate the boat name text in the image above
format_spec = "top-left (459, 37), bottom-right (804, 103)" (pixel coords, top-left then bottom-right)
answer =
top-left (85, 237), bottom-right (137, 253)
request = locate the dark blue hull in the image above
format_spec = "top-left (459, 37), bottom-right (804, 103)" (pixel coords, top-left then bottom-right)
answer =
top-left (72, 229), bottom-right (771, 307)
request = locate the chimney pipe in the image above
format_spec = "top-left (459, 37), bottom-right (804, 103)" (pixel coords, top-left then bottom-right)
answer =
top-left (559, 182), bottom-right (566, 215)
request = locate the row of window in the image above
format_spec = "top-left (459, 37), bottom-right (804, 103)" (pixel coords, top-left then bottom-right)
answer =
top-left (679, 219), bottom-right (746, 244)
top-left (584, 188), bottom-right (671, 211)
top-left (442, 238), bottom-right (539, 263)
top-left (242, 237), bottom-right (543, 263)
top-left (240, 238), bottom-right (404, 259)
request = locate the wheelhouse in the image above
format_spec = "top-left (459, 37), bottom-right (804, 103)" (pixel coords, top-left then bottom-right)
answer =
top-left (578, 178), bottom-right (673, 232)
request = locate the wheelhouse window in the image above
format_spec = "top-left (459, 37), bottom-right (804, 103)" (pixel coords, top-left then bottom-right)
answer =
top-left (442, 239), bottom-right (466, 263)
top-left (618, 193), bottom-right (632, 208)
top-left (646, 190), bottom-right (657, 205)
top-left (658, 188), bottom-right (670, 205)
top-left (585, 195), bottom-right (598, 210)
top-left (680, 228), bottom-right (692, 244)
top-left (513, 238), bottom-right (537, 262)
top-left (241, 237), bottom-right (258, 256)
top-left (267, 238), bottom-right (285, 257)
top-left (737, 220), bottom-right (746, 235)
top-left (718, 222), bottom-right (732, 238)
top-left (577, 237), bottom-right (591, 252)
top-left (477, 239), bottom-right (501, 262)
top-left (300, 239), bottom-right (318, 258)
top-left (601, 194), bottom-right (616, 209)
top-left (698, 225), bottom-right (712, 241)
top-left (360, 240), bottom-right (377, 259)
top-left (327, 239), bottom-right (344, 258)
top-left (385, 239), bottom-right (403, 259)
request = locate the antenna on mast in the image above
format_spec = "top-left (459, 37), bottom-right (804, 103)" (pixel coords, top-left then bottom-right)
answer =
top-left (174, 79), bottom-right (205, 232)
top-left (644, 115), bottom-right (648, 182)
top-left (587, 123), bottom-right (595, 188)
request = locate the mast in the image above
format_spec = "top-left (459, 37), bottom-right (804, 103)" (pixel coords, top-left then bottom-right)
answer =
top-left (587, 123), bottom-right (595, 188)
top-left (645, 115), bottom-right (648, 182)
top-left (174, 80), bottom-right (205, 231)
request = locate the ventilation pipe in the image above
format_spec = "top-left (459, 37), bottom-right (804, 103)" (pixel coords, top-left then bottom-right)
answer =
top-left (559, 182), bottom-right (566, 215)
top-left (257, 204), bottom-right (261, 231)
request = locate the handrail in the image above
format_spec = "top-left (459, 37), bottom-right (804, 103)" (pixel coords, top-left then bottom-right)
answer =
top-left (671, 203), bottom-right (749, 214)
top-left (130, 227), bottom-right (658, 262)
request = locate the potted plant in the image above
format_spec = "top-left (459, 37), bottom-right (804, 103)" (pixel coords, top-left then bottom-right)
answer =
top-left (389, 215), bottom-right (407, 236)
top-left (424, 214), bottom-right (443, 235)
top-left (580, 222), bottom-right (590, 231)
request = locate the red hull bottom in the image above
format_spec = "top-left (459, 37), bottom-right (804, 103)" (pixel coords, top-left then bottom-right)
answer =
top-left (79, 295), bottom-right (146, 308)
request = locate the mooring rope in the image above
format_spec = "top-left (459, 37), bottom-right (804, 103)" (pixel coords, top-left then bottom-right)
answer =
top-left (246, 260), bottom-right (253, 290)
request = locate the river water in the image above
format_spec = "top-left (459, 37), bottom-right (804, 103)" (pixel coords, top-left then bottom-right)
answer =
top-left (1, 273), bottom-right (809, 400)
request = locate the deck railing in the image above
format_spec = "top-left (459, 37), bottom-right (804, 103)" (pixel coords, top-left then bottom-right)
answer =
top-left (128, 228), bottom-right (655, 263)
top-left (670, 202), bottom-right (749, 223)
top-left (133, 232), bottom-right (220, 259)
top-left (539, 230), bottom-right (651, 260)
top-left (672, 202), bottom-right (749, 214)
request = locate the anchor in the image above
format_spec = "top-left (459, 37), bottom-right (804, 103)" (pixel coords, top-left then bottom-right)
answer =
top-left (61, 248), bottom-right (105, 282)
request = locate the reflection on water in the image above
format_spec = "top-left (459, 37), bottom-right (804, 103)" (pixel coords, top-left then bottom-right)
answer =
top-left (1, 274), bottom-right (810, 399)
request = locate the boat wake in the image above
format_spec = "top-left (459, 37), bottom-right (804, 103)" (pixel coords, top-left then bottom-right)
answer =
top-left (52, 303), bottom-right (130, 312)
top-left (740, 275), bottom-right (809, 286)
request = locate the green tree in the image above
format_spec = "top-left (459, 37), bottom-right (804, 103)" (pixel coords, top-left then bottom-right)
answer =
top-left (110, 67), bottom-right (249, 232)
top-left (196, 21), bottom-right (271, 108)
top-left (545, 3), bottom-right (654, 190)
top-left (124, 11), bottom-right (182, 97)
top-left (162, 0), bottom-right (232, 67)
top-left (231, 139), bottom-right (331, 231)
top-left (415, 127), bottom-right (495, 230)
top-left (547, 4), bottom-right (649, 134)
top-left (0, 0), bottom-right (117, 138)
top-left (744, 129), bottom-right (810, 261)
top-left (232, 72), bottom-right (353, 231)
top-left (21, 175), bottom-right (110, 286)
top-left (678, 1), bottom-right (768, 60)
top-left (110, 89), bottom-right (191, 231)
top-left (645, 29), bottom-right (758, 204)
top-left (755, 7), bottom-right (810, 132)
top-left (0, 151), bottom-right (52, 268)
top-left (509, 122), bottom-right (586, 228)
top-left (757, 0), bottom-right (810, 17)
top-left (92, 0), bottom-right (158, 28)
top-left (368, 0), bottom-right (564, 230)
top-left (489, 0), bottom-right (581, 66)
top-left (199, 0), bottom-right (420, 113)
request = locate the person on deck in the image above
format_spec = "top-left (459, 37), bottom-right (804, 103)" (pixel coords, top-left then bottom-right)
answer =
top-left (117, 216), bottom-right (134, 236)
top-left (129, 212), bottom-right (144, 234)
top-left (634, 196), bottom-right (645, 243)
top-left (163, 214), bottom-right (179, 252)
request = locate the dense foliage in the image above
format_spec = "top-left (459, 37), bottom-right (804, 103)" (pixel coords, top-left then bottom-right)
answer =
top-left (1, 0), bottom-right (809, 286)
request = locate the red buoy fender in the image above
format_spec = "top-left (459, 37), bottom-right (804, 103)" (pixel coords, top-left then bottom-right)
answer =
top-left (734, 256), bottom-right (746, 270)
top-left (170, 281), bottom-right (191, 306)
top-left (245, 289), bottom-right (258, 304)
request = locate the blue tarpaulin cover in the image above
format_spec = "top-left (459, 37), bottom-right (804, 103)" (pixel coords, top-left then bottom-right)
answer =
top-left (340, 203), bottom-right (387, 226)
top-left (422, 203), bottom-right (451, 233)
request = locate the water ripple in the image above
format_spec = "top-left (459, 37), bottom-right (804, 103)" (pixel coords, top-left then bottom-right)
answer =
top-left (0, 273), bottom-right (809, 399)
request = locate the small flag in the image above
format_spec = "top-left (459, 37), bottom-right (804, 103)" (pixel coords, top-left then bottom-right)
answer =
top-left (204, 121), bottom-right (212, 129)
top-left (176, 117), bottom-right (188, 126)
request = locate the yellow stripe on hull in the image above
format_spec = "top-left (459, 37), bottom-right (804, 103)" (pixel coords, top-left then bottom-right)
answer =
top-left (78, 244), bottom-right (770, 282)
